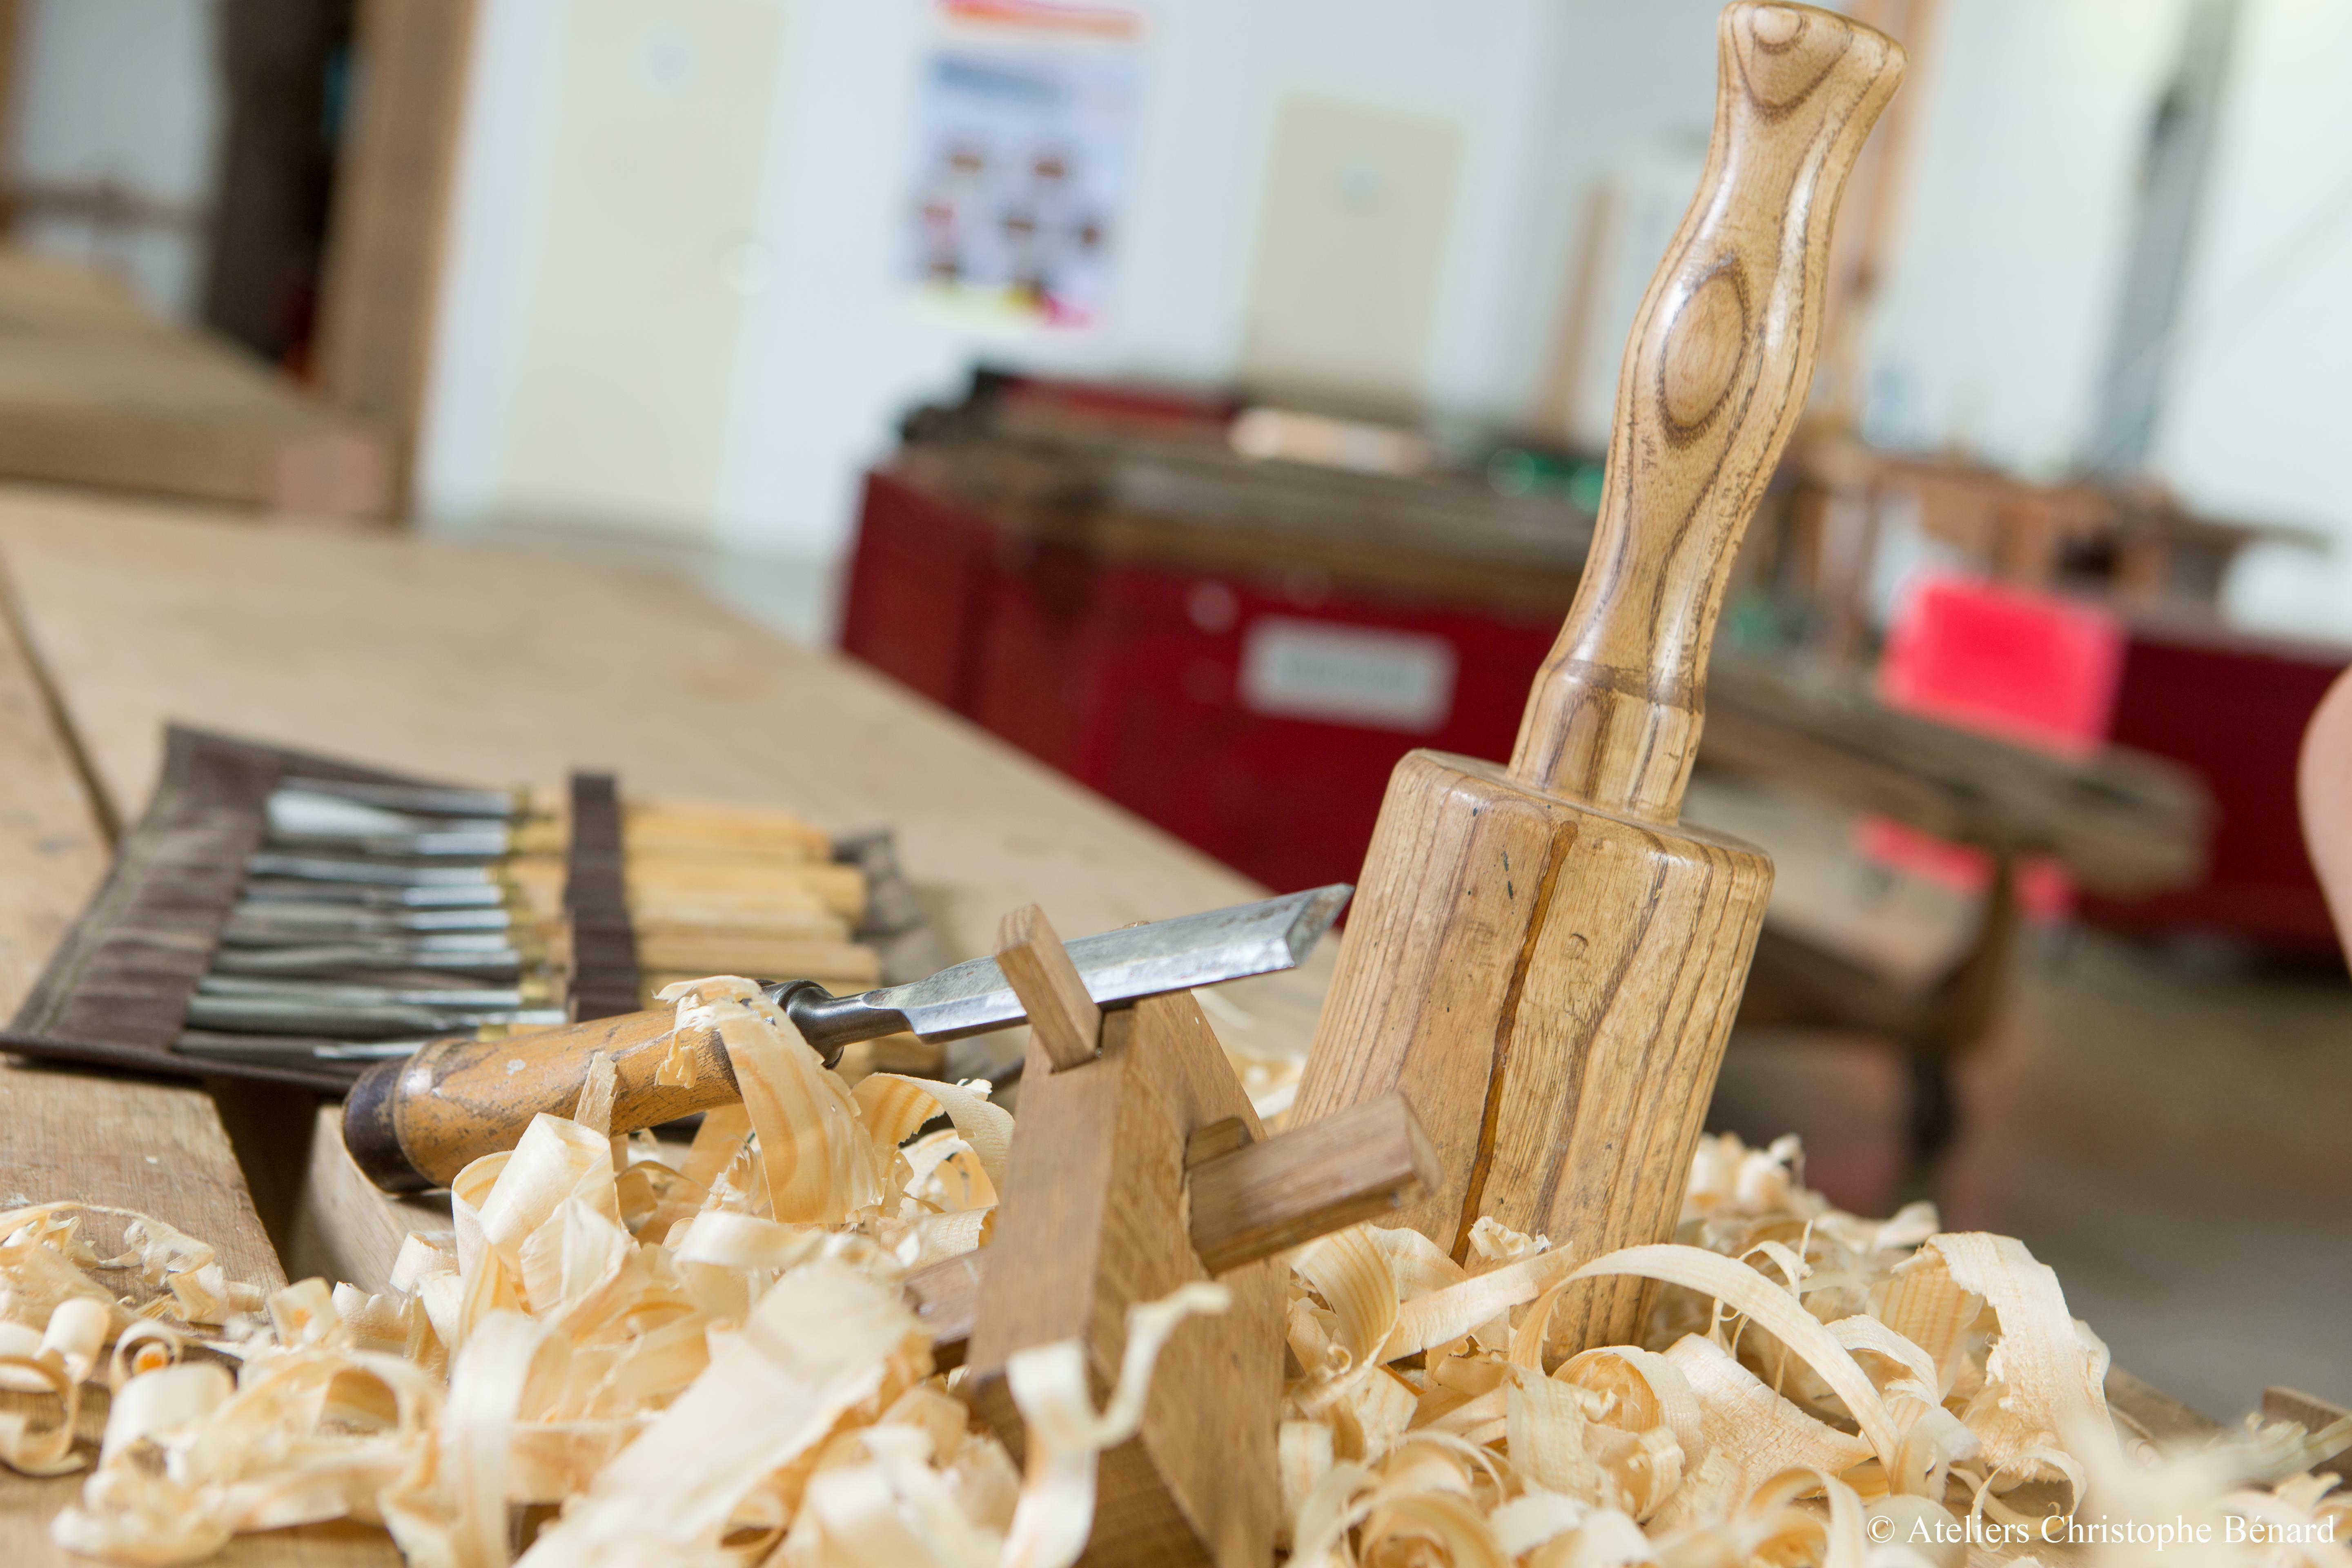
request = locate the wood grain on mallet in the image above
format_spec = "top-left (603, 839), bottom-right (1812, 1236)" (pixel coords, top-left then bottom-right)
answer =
top-left (994, 902), bottom-right (1101, 1070)
top-left (1290, 2), bottom-right (1904, 1353)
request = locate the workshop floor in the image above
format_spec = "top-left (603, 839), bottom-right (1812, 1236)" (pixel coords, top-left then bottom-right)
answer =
top-left (1712, 932), bottom-right (2352, 1421)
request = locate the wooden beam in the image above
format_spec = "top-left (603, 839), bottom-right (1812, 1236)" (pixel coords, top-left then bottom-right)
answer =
top-left (314, 0), bottom-right (479, 512)
top-left (0, 250), bottom-right (388, 518)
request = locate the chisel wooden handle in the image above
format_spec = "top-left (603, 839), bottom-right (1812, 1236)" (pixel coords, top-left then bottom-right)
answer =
top-left (345, 1007), bottom-right (737, 1191)
top-left (1510, 2), bottom-right (1904, 822)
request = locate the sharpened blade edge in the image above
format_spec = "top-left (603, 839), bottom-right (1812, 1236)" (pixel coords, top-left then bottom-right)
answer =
top-left (873, 883), bottom-right (1350, 1044)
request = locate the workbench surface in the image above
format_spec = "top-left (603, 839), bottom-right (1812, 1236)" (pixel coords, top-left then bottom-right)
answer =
top-left (0, 485), bottom-right (1325, 1565)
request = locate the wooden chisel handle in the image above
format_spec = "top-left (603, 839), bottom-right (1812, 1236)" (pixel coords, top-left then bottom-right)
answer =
top-left (1509, 3), bottom-right (1904, 821)
top-left (344, 1006), bottom-right (738, 1191)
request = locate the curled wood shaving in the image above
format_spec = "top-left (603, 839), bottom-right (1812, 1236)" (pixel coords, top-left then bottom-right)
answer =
top-left (8, 978), bottom-right (1211, 1568)
top-left (1272, 1132), bottom-right (2348, 1564)
top-left (11, 1003), bottom-right (2346, 1566)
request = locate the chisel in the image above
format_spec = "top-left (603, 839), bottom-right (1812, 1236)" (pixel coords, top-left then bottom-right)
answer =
top-left (185, 994), bottom-right (564, 1038)
top-left (265, 786), bottom-right (513, 857)
top-left (343, 884), bottom-right (1350, 1191)
top-left (241, 878), bottom-right (510, 909)
top-left (207, 943), bottom-right (525, 979)
top-left (1288, 3), bottom-right (1903, 1352)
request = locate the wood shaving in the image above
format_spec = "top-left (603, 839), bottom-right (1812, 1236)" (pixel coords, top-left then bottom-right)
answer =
top-left (7, 989), bottom-right (2346, 1565)
top-left (4, 978), bottom-right (1206, 1567)
top-left (1277, 1133), bottom-right (2351, 1564)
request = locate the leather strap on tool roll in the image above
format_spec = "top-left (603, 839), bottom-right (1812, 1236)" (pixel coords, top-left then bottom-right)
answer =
top-left (343, 1005), bottom-right (739, 1191)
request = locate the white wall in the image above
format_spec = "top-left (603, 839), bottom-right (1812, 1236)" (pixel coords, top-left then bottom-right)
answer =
top-left (416, 0), bottom-right (2352, 646)
top-left (2153, 0), bottom-right (2352, 640)
top-left (6, 0), bottom-right (223, 317)
top-left (1860, 0), bottom-right (2192, 476)
top-left (419, 0), bottom-right (1552, 558)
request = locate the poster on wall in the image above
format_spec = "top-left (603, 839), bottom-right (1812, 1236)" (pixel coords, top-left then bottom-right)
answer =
top-left (905, 0), bottom-right (1144, 331)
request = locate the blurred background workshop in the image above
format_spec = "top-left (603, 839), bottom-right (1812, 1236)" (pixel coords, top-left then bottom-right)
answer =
top-left (0, 0), bottom-right (2345, 1435)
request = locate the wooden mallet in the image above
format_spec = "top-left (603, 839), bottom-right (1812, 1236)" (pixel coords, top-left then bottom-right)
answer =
top-left (1290, 2), bottom-right (1904, 1352)
top-left (956, 906), bottom-right (1435, 1568)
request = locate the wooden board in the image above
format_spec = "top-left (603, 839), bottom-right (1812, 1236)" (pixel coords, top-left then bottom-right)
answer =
top-left (315, 0), bottom-right (479, 509)
top-left (286, 1101), bottom-right (450, 1298)
top-left (0, 249), bottom-right (387, 518)
top-left (0, 572), bottom-right (402, 1565)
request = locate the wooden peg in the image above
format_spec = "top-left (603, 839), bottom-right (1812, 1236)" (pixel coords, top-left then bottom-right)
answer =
top-left (909, 1091), bottom-right (1431, 1370)
top-left (996, 902), bottom-right (1102, 1070)
top-left (1185, 1094), bottom-right (1434, 1276)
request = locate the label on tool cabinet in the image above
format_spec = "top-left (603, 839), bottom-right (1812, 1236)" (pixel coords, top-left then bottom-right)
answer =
top-left (1238, 618), bottom-right (1457, 732)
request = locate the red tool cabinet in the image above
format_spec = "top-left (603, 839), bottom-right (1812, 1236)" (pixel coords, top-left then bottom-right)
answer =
top-left (842, 468), bottom-right (1574, 895)
top-left (843, 452), bottom-right (2345, 958)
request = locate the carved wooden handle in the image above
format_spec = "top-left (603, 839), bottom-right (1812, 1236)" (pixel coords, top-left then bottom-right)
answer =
top-left (343, 1006), bottom-right (737, 1191)
top-left (1509, 3), bottom-right (1902, 821)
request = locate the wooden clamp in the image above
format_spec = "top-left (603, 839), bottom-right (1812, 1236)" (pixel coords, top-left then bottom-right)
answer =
top-left (1289, 2), bottom-right (1905, 1354)
top-left (960, 905), bottom-right (1434, 1568)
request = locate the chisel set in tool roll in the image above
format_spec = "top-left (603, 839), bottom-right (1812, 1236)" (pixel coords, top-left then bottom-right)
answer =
top-left (173, 776), bottom-right (568, 1071)
top-left (1, 728), bottom-right (939, 1093)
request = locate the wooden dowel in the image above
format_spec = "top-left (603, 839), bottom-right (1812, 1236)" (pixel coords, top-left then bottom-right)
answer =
top-left (993, 903), bottom-right (1100, 1071)
top-left (1187, 1092), bottom-right (1436, 1275)
top-left (904, 1090), bottom-right (1433, 1354)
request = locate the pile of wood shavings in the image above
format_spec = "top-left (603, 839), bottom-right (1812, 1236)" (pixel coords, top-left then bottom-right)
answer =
top-left (2, 977), bottom-right (1225, 1567)
top-left (1274, 1134), bottom-right (2352, 1565)
top-left (3, 976), bottom-right (2345, 1566)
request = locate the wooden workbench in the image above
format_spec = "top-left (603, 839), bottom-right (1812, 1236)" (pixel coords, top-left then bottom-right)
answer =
top-left (0, 485), bottom-right (2222, 1563)
top-left (0, 252), bottom-right (388, 519)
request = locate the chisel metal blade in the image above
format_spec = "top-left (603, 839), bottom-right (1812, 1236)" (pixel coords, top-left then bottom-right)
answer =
top-left (176, 1031), bottom-right (442, 1066)
top-left (241, 878), bottom-right (509, 909)
top-left (267, 787), bottom-right (510, 847)
top-left (197, 976), bottom-right (528, 1009)
top-left (247, 853), bottom-right (497, 887)
top-left (279, 777), bottom-right (519, 819)
top-left (225, 902), bottom-right (514, 935)
top-left (218, 923), bottom-right (513, 951)
top-left (778, 883), bottom-right (1350, 1058)
top-left (183, 995), bottom-right (563, 1038)
top-left (207, 944), bottom-right (523, 979)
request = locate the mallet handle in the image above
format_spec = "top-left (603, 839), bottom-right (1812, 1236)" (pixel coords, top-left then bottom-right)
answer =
top-left (1509, 3), bottom-right (1903, 821)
